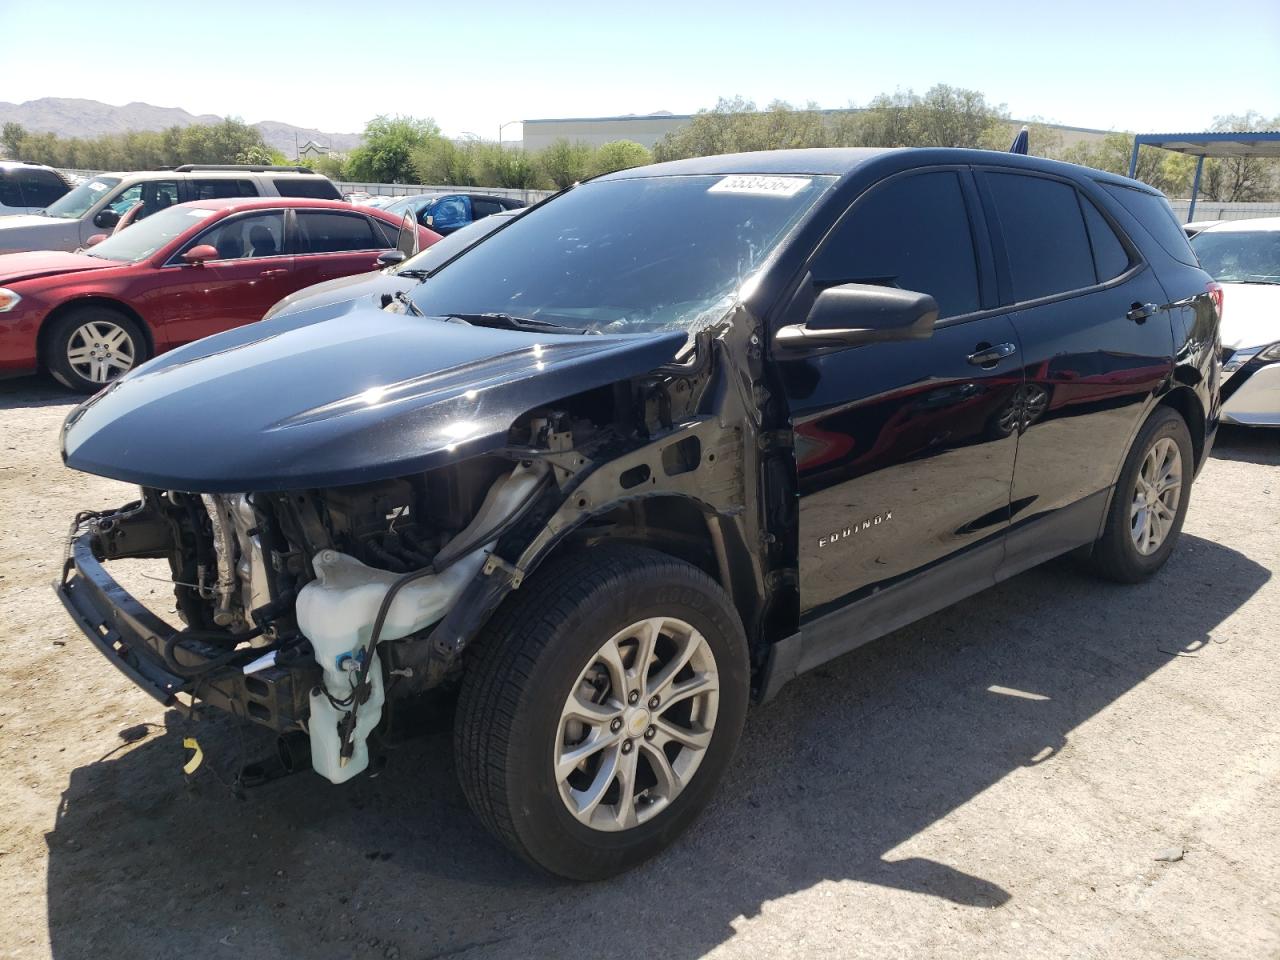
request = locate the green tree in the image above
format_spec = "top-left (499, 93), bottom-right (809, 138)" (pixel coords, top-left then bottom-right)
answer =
top-left (1196, 112), bottom-right (1280, 201)
top-left (346, 115), bottom-right (442, 183)
top-left (588, 140), bottom-right (652, 177)
top-left (2, 122), bottom-right (27, 156)
top-left (539, 138), bottom-right (593, 188)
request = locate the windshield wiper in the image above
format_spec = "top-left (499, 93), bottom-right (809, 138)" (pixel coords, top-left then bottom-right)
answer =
top-left (442, 312), bottom-right (589, 335)
top-left (392, 290), bottom-right (424, 316)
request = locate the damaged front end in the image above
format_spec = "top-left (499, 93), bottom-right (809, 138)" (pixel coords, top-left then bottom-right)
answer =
top-left (56, 305), bottom-right (781, 786)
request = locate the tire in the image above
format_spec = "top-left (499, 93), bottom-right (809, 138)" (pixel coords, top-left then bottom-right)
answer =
top-left (1089, 406), bottom-right (1194, 583)
top-left (44, 306), bottom-right (148, 393)
top-left (454, 544), bottom-right (750, 880)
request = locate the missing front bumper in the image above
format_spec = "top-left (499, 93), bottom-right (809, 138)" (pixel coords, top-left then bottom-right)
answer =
top-left (55, 534), bottom-right (315, 732)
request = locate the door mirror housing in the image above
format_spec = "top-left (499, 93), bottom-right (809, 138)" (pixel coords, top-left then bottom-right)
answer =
top-left (93, 208), bottom-right (121, 230)
top-left (181, 244), bottom-right (218, 266)
top-left (376, 249), bottom-right (407, 269)
top-left (775, 282), bottom-right (939, 352)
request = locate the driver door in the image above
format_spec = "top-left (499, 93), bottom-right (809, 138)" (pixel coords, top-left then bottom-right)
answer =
top-left (155, 210), bottom-right (294, 347)
top-left (777, 168), bottom-right (1023, 619)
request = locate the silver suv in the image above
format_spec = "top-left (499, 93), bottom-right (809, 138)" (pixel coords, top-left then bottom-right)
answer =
top-left (0, 164), bottom-right (342, 253)
top-left (0, 160), bottom-right (71, 217)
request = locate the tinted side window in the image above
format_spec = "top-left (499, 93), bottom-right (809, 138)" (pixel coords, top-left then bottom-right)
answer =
top-left (274, 177), bottom-right (342, 200)
top-left (985, 172), bottom-right (1094, 301)
top-left (0, 172), bottom-right (23, 208)
top-left (471, 197), bottom-right (504, 218)
top-left (194, 179), bottom-right (257, 200)
top-left (1100, 182), bottom-right (1197, 267)
top-left (19, 170), bottom-right (69, 206)
top-left (1080, 195), bottom-right (1131, 282)
top-left (811, 170), bottom-right (979, 319)
top-left (298, 212), bottom-right (379, 252)
top-left (369, 218), bottom-right (401, 246)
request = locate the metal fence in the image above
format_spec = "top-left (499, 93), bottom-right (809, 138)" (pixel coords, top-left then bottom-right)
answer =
top-left (337, 181), bottom-right (554, 204)
top-left (54, 168), bottom-right (555, 204)
top-left (1169, 200), bottom-right (1280, 223)
top-left (53, 168), bottom-right (1278, 221)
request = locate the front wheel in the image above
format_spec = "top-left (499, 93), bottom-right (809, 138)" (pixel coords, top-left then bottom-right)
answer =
top-left (454, 545), bottom-right (750, 880)
top-left (1089, 406), bottom-right (1194, 583)
top-left (44, 306), bottom-right (148, 393)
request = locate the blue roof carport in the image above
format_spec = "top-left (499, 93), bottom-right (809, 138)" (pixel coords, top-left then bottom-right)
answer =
top-left (1128, 131), bottom-right (1280, 222)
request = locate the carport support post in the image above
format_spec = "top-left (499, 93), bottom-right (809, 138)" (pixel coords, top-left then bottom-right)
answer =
top-left (1127, 138), bottom-right (1141, 179)
top-left (1187, 155), bottom-right (1205, 224)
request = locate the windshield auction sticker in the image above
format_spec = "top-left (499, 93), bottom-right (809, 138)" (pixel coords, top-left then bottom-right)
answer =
top-left (709, 175), bottom-right (812, 197)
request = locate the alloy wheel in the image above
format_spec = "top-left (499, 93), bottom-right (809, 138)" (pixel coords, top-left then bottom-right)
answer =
top-left (555, 616), bottom-right (719, 832)
top-left (66, 320), bottom-right (136, 384)
top-left (1130, 437), bottom-right (1182, 555)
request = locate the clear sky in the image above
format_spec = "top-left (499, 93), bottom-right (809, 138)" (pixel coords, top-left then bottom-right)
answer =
top-left (2, 0), bottom-right (1277, 139)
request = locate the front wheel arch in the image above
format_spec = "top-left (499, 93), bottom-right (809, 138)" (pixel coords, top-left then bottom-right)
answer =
top-left (37, 297), bottom-right (154, 370)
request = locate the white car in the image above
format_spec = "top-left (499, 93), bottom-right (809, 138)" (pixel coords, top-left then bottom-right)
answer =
top-left (1190, 217), bottom-right (1280, 427)
top-left (0, 160), bottom-right (70, 216)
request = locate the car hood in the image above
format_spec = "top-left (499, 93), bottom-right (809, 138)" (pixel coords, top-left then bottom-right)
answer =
top-left (0, 250), bottom-right (117, 284)
top-left (0, 214), bottom-right (63, 230)
top-left (266, 270), bottom-right (411, 321)
top-left (61, 306), bottom-right (686, 492)
top-left (1220, 282), bottom-right (1280, 351)
top-left (0, 216), bottom-right (78, 254)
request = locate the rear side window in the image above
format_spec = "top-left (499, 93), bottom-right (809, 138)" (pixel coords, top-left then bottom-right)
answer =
top-left (984, 172), bottom-right (1095, 302)
top-left (18, 169), bottom-right (69, 206)
top-left (0, 172), bottom-right (22, 208)
top-left (1080, 195), bottom-right (1131, 282)
top-left (298, 211), bottom-right (380, 252)
top-left (1100, 182), bottom-right (1198, 267)
top-left (194, 179), bottom-right (257, 200)
top-left (274, 177), bottom-right (342, 200)
top-left (471, 197), bottom-right (504, 218)
top-left (811, 170), bottom-right (980, 320)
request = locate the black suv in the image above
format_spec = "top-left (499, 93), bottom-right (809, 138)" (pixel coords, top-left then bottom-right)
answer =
top-left (56, 148), bottom-right (1219, 880)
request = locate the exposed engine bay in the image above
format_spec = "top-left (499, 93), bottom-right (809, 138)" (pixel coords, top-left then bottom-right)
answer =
top-left (64, 328), bottom-right (789, 786)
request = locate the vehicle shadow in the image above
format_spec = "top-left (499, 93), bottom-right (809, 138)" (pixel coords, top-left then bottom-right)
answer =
top-left (0, 373), bottom-right (78, 410)
top-left (44, 534), bottom-right (1269, 960)
top-left (1211, 424), bottom-right (1279, 466)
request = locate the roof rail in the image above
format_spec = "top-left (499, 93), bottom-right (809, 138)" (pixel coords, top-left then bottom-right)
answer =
top-left (165, 164), bottom-right (317, 174)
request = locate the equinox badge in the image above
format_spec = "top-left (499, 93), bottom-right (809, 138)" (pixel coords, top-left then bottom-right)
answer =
top-left (819, 511), bottom-right (893, 548)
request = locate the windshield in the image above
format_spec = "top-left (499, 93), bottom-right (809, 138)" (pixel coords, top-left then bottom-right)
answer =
top-left (43, 177), bottom-right (121, 219)
top-left (89, 205), bottom-right (217, 262)
top-left (409, 174), bottom-right (834, 334)
top-left (385, 195), bottom-right (438, 217)
top-left (1191, 230), bottom-right (1280, 284)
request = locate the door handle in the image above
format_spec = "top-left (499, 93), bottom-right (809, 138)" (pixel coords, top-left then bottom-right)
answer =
top-left (259, 268), bottom-right (289, 278)
top-left (967, 342), bottom-right (1017, 367)
top-left (1127, 302), bottom-right (1157, 324)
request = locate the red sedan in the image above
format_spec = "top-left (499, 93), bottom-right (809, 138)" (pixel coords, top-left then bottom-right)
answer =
top-left (0, 198), bottom-right (439, 392)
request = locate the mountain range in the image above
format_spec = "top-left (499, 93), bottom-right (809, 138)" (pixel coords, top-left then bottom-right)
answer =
top-left (0, 98), bottom-right (363, 156)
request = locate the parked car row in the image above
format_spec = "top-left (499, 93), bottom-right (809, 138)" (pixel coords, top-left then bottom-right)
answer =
top-left (49, 147), bottom-right (1232, 880)
top-left (0, 196), bottom-right (436, 390)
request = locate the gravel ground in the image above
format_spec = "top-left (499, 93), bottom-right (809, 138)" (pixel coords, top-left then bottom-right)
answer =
top-left (1, 375), bottom-right (1277, 960)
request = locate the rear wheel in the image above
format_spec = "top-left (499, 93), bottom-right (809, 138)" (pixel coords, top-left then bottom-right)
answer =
top-left (454, 545), bottom-right (749, 880)
top-left (44, 306), bottom-right (148, 393)
top-left (1089, 406), bottom-right (1194, 583)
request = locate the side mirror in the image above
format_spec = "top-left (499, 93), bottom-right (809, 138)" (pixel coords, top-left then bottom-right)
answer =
top-left (181, 244), bottom-right (218, 266)
top-left (85, 234), bottom-right (107, 247)
top-left (775, 283), bottom-right (939, 353)
top-left (93, 208), bottom-right (121, 229)
top-left (376, 250), bottom-right (407, 269)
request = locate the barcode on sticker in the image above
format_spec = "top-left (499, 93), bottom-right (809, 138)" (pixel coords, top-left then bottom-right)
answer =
top-left (709, 175), bottom-right (811, 197)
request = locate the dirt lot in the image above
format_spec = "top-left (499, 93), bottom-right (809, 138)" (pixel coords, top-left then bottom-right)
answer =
top-left (1, 374), bottom-right (1277, 960)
